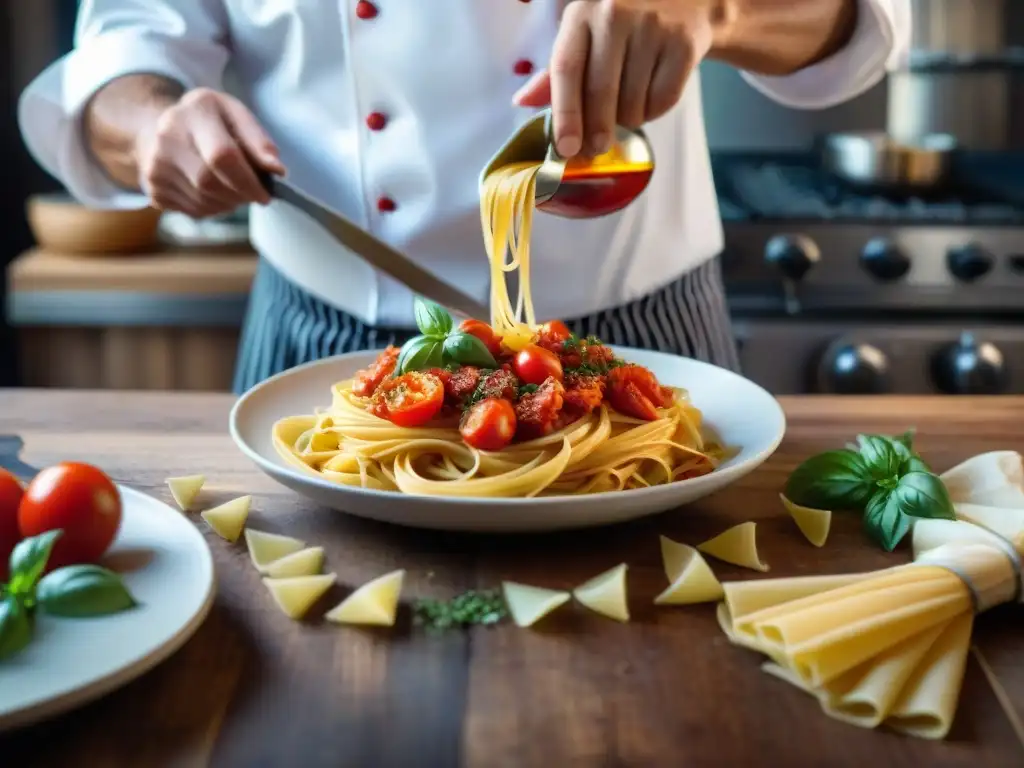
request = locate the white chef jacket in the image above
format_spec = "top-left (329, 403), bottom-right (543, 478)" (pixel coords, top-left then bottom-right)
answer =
top-left (19, 0), bottom-right (910, 328)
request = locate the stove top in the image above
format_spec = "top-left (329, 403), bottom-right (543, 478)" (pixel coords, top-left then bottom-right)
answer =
top-left (712, 152), bottom-right (1024, 315)
top-left (713, 152), bottom-right (1024, 224)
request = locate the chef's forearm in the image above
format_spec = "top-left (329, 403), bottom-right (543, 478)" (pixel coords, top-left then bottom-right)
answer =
top-left (83, 74), bottom-right (185, 191)
top-left (709, 0), bottom-right (859, 76)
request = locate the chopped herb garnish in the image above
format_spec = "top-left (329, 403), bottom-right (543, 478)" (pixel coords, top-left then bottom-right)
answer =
top-left (584, 335), bottom-right (602, 346)
top-left (565, 357), bottom-right (626, 378)
top-left (412, 589), bottom-right (509, 632)
top-left (518, 383), bottom-right (539, 396)
top-left (462, 370), bottom-right (495, 411)
top-left (562, 334), bottom-right (582, 351)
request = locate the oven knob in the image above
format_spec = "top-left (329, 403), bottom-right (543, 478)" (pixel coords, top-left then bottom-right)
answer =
top-left (931, 332), bottom-right (1008, 394)
top-left (764, 235), bottom-right (820, 282)
top-left (822, 343), bottom-right (890, 394)
top-left (861, 238), bottom-right (910, 281)
top-left (947, 243), bottom-right (994, 282)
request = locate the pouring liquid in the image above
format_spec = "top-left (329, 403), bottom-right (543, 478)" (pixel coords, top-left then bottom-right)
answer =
top-left (537, 145), bottom-right (653, 219)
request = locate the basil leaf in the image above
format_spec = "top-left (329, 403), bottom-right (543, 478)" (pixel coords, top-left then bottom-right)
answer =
top-left (904, 456), bottom-right (931, 474)
top-left (894, 429), bottom-right (915, 453)
top-left (443, 332), bottom-right (498, 368)
top-left (863, 488), bottom-right (911, 552)
top-left (855, 435), bottom-right (903, 481)
top-left (413, 297), bottom-right (453, 338)
top-left (784, 450), bottom-right (876, 510)
top-left (37, 565), bottom-right (138, 618)
top-left (8, 530), bottom-right (62, 596)
top-left (0, 595), bottom-right (33, 660)
top-left (395, 335), bottom-right (445, 375)
top-left (891, 471), bottom-right (956, 520)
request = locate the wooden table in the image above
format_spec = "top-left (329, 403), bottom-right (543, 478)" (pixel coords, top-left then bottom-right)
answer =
top-left (2, 391), bottom-right (1024, 767)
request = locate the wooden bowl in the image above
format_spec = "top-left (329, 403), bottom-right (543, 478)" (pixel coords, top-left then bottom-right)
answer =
top-left (26, 193), bottom-right (163, 255)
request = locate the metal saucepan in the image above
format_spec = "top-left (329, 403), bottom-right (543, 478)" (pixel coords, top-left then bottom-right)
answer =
top-left (819, 131), bottom-right (959, 194)
top-left (481, 108), bottom-right (655, 219)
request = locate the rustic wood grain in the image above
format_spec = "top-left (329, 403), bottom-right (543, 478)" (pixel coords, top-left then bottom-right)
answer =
top-left (9, 248), bottom-right (256, 294)
top-left (18, 328), bottom-right (240, 391)
top-left (1, 391), bottom-right (1024, 767)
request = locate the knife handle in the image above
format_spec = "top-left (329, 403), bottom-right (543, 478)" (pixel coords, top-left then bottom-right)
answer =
top-left (255, 168), bottom-right (279, 198)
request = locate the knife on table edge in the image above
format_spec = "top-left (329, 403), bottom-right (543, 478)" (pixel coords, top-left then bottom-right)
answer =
top-left (257, 172), bottom-right (491, 322)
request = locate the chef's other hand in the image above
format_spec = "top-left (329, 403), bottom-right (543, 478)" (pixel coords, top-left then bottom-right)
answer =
top-left (514, 0), bottom-right (724, 158)
top-left (135, 88), bottom-right (286, 219)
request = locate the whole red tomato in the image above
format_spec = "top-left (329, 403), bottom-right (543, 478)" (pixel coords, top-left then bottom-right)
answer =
top-left (513, 344), bottom-right (563, 386)
top-left (458, 319), bottom-right (504, 358)
top-left (460, 398), bottom-right (517, 452)
top-left (19, 462), bottom-right (122, 570)
top-left (0, 469), bottom-right (24, 580)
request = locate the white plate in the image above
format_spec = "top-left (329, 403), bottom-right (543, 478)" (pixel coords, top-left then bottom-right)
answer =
top-left (230, 348), bottom-right (786, 532)
top-left (0, 486), bottom-right (215, 732)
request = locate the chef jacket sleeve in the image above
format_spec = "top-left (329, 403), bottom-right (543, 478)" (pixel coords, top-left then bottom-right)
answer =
top-left (17, 0), bottom-right (230, 209)
top-left (740, 0), bottom-right (911, 109)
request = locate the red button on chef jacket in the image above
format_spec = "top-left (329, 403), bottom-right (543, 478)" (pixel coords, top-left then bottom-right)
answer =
top-left (355, 1), bottom-right (378, 20)
top-left (513, 59), bottom-right (534, 76)
top-left (377, 197), bottom-right (397, 213)
top-left (366, 112), bottom-right (387, 131)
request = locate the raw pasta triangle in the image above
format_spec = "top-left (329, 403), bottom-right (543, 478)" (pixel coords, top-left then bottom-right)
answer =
top-left (264, 573), bottom-right (337, 620)
top-left (654, 536), bottom-right (724, 605)
top-left (502, 582), bottom-right (571, 627)
top-left (200, 496), bottom-right (251, 542)
top-left (166, 474), bottom-right (205, 511)
top-left (780, 494), bottom-right (832, 548)
top-left (246, 529), bottom-right (307, 571)
top-left (325, 570), bottom-right (405, 626)
top-left (573, 563), bottom-right (629, 622)
top-left (697, 522), bottom-right (769, 572)
top-left (263, 546), bottom-right (324, 578)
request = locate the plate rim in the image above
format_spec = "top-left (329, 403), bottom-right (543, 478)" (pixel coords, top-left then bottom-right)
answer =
top-left (229, 348), bottom-right (787, 506)
top-left (0, 485), bottom-right (216, 733)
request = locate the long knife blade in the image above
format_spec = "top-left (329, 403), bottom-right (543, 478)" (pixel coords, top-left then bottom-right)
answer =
top-left (261, 175), bottom-right (490, 321)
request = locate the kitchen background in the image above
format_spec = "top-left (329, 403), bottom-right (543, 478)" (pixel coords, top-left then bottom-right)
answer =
top-left (3, 0), bottom-right (1023, 395)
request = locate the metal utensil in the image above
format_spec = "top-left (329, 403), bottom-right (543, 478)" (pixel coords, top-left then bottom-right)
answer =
top-left (258, 174), bottom-right (489, 320)
top-left (820, 131), bottom-right (958, 194)
top-left (0, 435), bottom-right (39, 481)
top-left (481, 108), bottom-right (655, 218)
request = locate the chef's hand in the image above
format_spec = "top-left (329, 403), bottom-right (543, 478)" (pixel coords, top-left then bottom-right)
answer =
top-left (513, 0), bottom-right (723, 158)
top-left (135, 88), bottom-right (286, 218)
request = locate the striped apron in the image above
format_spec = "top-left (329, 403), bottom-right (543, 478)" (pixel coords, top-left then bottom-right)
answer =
top-left (232, 256), bottom-right (741, 394)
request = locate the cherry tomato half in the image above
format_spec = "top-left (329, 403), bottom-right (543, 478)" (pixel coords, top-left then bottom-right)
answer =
top-left (352, 345), bottom-right (400, 397)
top-left (513, 344), bottom-right (563, 386)
top-left (607, 365), bottom-right (671, 422)
top-left (19, 462), bottom-right (122, 570)
top-left (538, 320), bottom-right (572, 344)
top-left (0, 469), bottom-right (24, 580)
top-left (459, 319), bottom-right (504, 358)
top-left (371, 372), bottom-right (445, 427)
top-left (460, 398), bottom-right (517, 451)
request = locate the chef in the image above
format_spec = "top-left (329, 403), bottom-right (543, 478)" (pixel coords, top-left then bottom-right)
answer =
top-left (19, 0), bottom-right (911, 393)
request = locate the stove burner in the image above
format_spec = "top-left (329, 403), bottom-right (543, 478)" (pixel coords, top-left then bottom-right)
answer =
top-left (714, 156), bottom-right (1024, 225)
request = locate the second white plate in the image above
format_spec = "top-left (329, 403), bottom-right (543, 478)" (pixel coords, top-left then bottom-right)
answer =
top-left (0, 485), bottom-right (215, 732)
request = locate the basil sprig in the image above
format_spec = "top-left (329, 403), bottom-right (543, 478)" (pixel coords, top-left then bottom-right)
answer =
top-left (0, 530), bottom-right (138, 661)
top-left (785, 429), bottom-right (955, 551)
top-left (395, 297), bottom-right (497, 376)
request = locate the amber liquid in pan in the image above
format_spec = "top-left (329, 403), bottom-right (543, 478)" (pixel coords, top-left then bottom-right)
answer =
top-left (537, 145), bottom-right (654, 218)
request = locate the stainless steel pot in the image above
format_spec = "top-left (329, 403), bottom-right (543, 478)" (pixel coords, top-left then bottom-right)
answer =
top-left (819, 131), bottom-right (959, 194)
